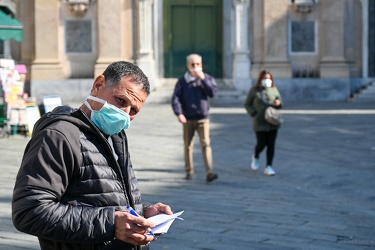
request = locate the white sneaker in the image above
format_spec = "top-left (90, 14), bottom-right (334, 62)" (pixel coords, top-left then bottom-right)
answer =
top-left (251, 156), bottom-right (259, 170)
top-left (264, 166), bottom-right (276, 176)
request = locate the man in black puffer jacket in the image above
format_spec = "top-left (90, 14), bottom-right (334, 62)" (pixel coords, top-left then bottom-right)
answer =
top-left (12, 61), bottom-right (173, 250)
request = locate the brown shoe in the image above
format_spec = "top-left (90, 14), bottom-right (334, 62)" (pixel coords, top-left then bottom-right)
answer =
top-left (206, 173), bottom-right (218, 182)
top-left (185, 173), bottom-right (193, 180)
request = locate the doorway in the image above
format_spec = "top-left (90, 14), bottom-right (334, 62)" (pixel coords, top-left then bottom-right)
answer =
top-left (368, 0), bottom-right (375, 77)
top-left (163, 0), bottom-right (223, 78)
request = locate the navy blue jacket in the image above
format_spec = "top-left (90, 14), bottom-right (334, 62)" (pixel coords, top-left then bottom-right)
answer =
top-left (171, 72), bottom-right (218, 120)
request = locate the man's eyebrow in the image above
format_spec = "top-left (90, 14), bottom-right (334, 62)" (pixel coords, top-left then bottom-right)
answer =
top-left (119, 95), bottom-right (142, 112)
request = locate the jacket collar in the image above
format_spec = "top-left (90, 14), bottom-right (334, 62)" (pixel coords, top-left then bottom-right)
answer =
top-left (184, 71), bottom-right (196, 83)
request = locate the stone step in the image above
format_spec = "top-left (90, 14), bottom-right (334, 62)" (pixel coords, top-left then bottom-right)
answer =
top-left (147, 78), bottom-right (244, 105)
top-left (353, 82), bottom-right (375, 102)
top-left (211, 90), bottom-right (246, 105)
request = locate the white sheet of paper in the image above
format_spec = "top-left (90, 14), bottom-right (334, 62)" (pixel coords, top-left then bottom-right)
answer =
top-left (148, 210), bottom-right (184, 234)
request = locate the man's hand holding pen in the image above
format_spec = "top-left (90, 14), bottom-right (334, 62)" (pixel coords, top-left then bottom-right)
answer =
top-left (114, 203), bottom-right (172, 245)
top-left (114, 210), bottom-right (156, 245)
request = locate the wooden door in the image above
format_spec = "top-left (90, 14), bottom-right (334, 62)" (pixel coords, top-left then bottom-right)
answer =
top-left (163, 0), bottom-right (222, 78)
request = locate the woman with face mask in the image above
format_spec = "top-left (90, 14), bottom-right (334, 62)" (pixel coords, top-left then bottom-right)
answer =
top-left (244, 70), bottom-right (283, 176)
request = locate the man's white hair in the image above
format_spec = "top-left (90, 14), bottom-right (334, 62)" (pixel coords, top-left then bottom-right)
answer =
top-left (186, 54), bottom-right (202, 64)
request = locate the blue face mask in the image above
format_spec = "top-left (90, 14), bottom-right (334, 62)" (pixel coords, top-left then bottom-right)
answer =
top-left (84, 96), bottom-right (131, 135)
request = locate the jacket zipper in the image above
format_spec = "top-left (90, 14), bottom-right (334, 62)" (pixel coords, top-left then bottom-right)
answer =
top-left (80, 110), bottom-right (130, 205)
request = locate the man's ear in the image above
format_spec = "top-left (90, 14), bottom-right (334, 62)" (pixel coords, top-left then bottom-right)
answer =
top-left (91, 75), bottom-right (105, 96)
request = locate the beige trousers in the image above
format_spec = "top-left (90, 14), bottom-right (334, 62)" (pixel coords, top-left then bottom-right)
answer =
top-left (183, 119), bottom-right (213, 175)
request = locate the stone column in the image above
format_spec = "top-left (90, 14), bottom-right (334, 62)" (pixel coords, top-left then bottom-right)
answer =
top-left (136, 0), bottom-right (156, 90)
top-left (262, 0), bottom-right (291, 78)
top-left (319, 1), bottom-right (349, 78)
top-left (3, 40), bottom-right (11, 59)
top-left (16, 0), bottom-right (35, 73)
top-left (94, 0), bottom-right (132, 76)
top-left (31, 0), bottom-right (64, 80)
top-left (251, 0), bottom-right (264, 78)
top-left (362, 0), bottom-right (368, 79)
top-left (232, 0), bottom-right (251, 92)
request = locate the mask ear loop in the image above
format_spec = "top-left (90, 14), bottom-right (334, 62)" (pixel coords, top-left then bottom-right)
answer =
top-left (84, 102), bottom-right (92, 110)
top-left (87, 95), bottom-right (106, 104)
top-left (84, 96), bottom-right (106, 111)
top-left (83, 98), bottom-right (93, 111)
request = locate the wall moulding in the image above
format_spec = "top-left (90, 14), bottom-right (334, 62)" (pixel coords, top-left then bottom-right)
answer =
top-left (290, 0), bottom-right (318, 13)
top-left (61, 0), bottom-right (96, 17)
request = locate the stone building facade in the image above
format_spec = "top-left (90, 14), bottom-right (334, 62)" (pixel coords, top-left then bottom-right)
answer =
top-left (9, 0), bottom-right (373, 103)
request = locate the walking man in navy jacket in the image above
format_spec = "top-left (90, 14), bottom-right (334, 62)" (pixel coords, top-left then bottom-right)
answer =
top-left (171, 53), bottom-right (219, 182)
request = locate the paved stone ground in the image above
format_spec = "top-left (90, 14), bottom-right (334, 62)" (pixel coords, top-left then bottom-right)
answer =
top-left (0, 98), bottom-right (374, 250)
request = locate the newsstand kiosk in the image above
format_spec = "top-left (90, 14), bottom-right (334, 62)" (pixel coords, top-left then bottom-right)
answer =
top-left (0, 59), bottom-right (40, 137)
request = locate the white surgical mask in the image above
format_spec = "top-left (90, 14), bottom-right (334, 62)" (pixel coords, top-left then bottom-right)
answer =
top-left (261, 79), bottom-right (272, 88)
top-left (190, 67), bottom-right (202, 72)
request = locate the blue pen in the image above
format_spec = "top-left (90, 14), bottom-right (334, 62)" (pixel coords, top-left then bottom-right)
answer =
top-left (126, 205), bottom-right (155, 236)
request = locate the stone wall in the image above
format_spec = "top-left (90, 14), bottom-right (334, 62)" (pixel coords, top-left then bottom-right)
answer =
top-left (276, 79), bottom-right (351, 102)
top-left (31, 79), bottom-right (93, 104)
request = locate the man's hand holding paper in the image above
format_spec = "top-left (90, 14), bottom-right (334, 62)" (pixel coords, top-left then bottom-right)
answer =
top-left (148, 211), bottom-right (184, 235)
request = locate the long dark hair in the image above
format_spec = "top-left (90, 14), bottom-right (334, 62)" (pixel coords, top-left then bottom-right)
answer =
top-left (254, 70), bottom-right (275, 88)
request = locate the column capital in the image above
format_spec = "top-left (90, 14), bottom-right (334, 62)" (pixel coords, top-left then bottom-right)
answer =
top-left (233, 0), bottom-right (250, 7)
top-left (138, 0), bottom-right (154, 4)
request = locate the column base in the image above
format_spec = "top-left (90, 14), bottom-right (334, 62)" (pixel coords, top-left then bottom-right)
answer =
top-left (232, 78), bottom-right (251, 93)
top-left (31, 61), bottom-right (65, 80)
top-left (254, 62), bottom-right (292, 78)
top-left (137, 57), bottom-right (157, 91)
top-left (233, 51), bottom-right (251, 92)
top-left (320, 62), bottom-right (349, 78)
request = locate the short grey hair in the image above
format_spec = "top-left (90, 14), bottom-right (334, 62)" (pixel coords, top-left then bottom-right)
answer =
top-left (102, 61), bottom-right (150, 95)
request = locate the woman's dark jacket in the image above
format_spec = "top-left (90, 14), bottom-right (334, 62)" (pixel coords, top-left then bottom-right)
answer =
top-left (12, 106), bottom-right (148, 250)
top-left (244, 86), bottom-right (283, 132)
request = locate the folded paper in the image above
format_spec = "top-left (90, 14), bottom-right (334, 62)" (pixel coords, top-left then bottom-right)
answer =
top-left (148, 211), bottom-right (184, 234)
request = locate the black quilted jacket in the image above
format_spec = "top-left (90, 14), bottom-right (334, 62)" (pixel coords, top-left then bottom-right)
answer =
top-left (12, 106), bottom-right (148, 250)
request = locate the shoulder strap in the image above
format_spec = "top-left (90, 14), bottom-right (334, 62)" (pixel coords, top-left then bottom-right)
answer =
top-left (258, 89), bottom-right (269, 107)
